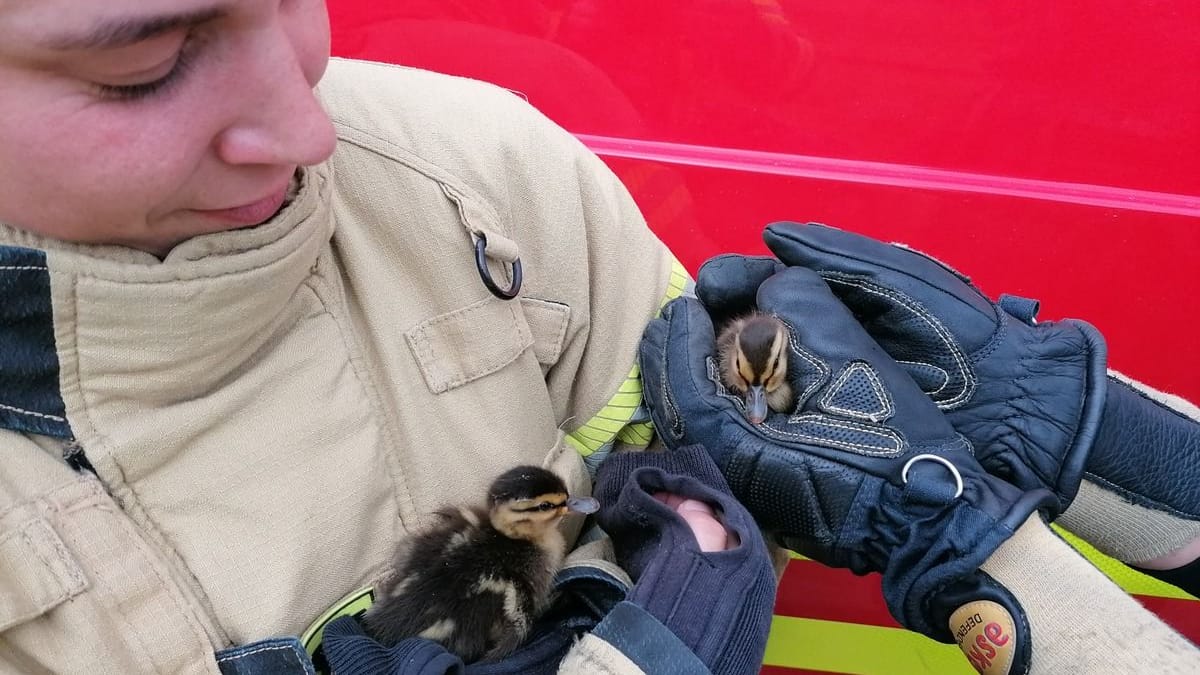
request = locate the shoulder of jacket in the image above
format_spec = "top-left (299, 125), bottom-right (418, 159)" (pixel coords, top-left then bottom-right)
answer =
top-left (318, 58), bottom-right (582, 181)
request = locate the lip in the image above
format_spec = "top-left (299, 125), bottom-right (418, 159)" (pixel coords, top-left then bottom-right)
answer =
top-left (194, 183), bottom-right (290, 225)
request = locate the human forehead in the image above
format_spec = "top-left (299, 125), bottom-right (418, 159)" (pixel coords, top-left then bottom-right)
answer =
top-left (0, 0), bottom-right (256, 53)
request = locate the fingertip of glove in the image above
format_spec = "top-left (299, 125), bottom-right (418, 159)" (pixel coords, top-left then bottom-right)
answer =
top-left (763, 221), bottom-right (834, 248)
top-left (596, 445), bottom-right (732, 502)
top-left (696, 253), bottom-right (779, 276)
top-left (658, 293), bottom-right (705, 318)
top-left (657, 296), bottom-right (682, 319)
top-left (756, 265), bottom-right (835, 309)
top-left (696, 255), bottom-right (783, 309)
top-left (697, 252), bottom-right (754, 271)
top-left (664, 295), bottom-right (718, 334)
top-left (764, 221), bottom-right (894, 269)
top-left (764, 219), bottom-right (827, 233)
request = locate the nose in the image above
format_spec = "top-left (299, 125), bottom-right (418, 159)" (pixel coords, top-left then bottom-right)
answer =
top-left (213, 21), bottom-right (337, 168)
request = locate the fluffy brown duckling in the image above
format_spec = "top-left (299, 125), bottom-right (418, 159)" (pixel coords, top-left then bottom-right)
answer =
top-left (363, 466), bottom-right (599, 662)
top-left (717, 312), bottom-right (796, 424)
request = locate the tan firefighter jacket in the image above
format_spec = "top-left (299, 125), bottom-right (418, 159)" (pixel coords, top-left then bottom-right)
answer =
top-left (0, 58), bottom-right (691, 674)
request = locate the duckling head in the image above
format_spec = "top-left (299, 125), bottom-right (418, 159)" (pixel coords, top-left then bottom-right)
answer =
top-left (488, 466), bottom-right (600, 542)
top-left (718, 313), bottom-right (794, 425)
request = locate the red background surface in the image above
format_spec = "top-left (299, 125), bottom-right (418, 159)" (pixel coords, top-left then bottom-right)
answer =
top-left (327, 1), bottom-right (1200, 403)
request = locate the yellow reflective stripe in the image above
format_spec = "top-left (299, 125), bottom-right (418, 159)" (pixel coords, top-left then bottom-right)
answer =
top-left (566, 257), bottom-right (690, 457)
top-left (764, 615), bottom-right (973, 674)
top-left (607, 391), bottom-right (644, 407)
top-left (563, 436), bottom-right (593, 456)
top-left (617, 422), bottom-right (654, 447)
top-left (565, 361), bottom-right (644, 457)
top-left (662, 258), bottom-right (689, 308)
top-left (1053, 525), bottom-right (1198, 600)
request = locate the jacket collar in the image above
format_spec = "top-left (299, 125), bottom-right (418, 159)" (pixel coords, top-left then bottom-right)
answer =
top-left (0, 164), bottom-right (333, 439)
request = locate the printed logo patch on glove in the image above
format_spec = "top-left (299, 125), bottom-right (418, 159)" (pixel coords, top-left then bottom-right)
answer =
top-left (950, 600), bottom-right (1018, 675)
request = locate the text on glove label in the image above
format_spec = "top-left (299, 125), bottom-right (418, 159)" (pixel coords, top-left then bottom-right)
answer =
top-left (950, 600), bottom-right (1017, 675)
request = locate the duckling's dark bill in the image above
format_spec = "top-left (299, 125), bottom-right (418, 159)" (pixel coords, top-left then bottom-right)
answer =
top-left (567, 496), bottom-right (600, 514)
top-left (746, 384), bottom-right (768, 425)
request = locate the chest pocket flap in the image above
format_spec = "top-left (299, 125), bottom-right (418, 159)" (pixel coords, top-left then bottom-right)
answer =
top-left (0, 515), bottom-right (88, 631)
top-left (406, 296), bottom-right (569, 394)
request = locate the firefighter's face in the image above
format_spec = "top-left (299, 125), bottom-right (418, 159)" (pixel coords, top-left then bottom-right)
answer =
top-left (0, 0), bottom-right (337, 256)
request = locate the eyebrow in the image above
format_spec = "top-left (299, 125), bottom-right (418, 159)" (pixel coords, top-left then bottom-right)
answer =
top-left (42, 7), bottom-right (226, 51)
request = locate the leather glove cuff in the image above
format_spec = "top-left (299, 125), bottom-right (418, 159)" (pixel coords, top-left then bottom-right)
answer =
top-left (594, 446), bottom-right (777, 675)
top-left (1087, 374), bottom-right (1200, 521)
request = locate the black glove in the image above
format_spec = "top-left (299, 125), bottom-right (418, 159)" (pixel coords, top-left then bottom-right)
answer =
top-left (322, 617), bottom-right (463, 675)
top-left (763, 222), bottom-right (1200, 591)
top-left (758, 222), bottom-right (1109, 517)
top-left (594, 445), bottom-right (777, 675)
top-left (638, 260), bottom-right (1054, 658)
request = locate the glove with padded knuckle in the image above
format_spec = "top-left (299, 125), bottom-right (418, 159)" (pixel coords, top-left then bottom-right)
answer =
top-left (762, 222), bottom-right (1200, 587)
top-left (638, 259), bottom-right (1054, 656)
top-left (760, 221), bottom-right (1109, 518)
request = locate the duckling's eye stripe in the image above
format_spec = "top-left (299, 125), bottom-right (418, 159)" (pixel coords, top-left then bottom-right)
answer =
top-left (736, 350), bottom-right (756, 384)
top-left (512, 502), bottom-right (565, 513)
top-left (768, 350), bottom-right (784, 383)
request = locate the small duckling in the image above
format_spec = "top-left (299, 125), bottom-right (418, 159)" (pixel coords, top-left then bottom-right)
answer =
top-left (364, 466), bottom-right (599, 662)
top-left (717, 312), bottom-right (796, 424)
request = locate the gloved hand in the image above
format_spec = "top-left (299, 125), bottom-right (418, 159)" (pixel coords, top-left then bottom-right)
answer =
top-left (593, 444), bottom-right (777, 675)
top-left (638, 262), bottom-right (1054, 660)
top-left (752, 222), bottom-right (1107, 516)
top-left (322, 616), bottom-right (464, 675)
top-left (762, 222), bottom-right (1200, 574)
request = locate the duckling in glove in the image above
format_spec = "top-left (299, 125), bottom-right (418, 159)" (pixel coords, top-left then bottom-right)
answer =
top-left (718, 312), bottom-right (796, 424)
top-left (363, 465), bottom-right (599, 662)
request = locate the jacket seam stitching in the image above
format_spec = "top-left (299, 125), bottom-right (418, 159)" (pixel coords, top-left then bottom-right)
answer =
top-left (331, 119), bottom-right (508, 238)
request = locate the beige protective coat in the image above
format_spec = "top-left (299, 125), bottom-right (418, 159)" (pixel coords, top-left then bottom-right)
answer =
top-left (0, 58), bottom-right (674, 674)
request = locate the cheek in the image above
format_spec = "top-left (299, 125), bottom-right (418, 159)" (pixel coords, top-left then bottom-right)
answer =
top-left (0, 88), bottom-right (212, 236)
top-left (57, 102), bottom-right (211, 201)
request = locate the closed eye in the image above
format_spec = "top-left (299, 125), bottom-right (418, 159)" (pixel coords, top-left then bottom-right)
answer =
top-left (94, 32), bottom-right (203, 102)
